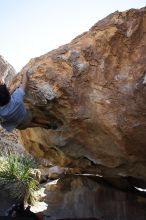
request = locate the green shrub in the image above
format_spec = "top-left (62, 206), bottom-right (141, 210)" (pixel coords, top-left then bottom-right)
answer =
top-left (0, 152), bottom-right (38, 204)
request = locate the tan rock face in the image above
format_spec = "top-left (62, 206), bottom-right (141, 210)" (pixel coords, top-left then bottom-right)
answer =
top-left (44, 175), bottom-right (146, 220)
top-left (0, 55), bottom-right (16, 84)
top-left (0, 128), bottom-right (24, 154)
top-left (15, 8), bottom-right (146, 181)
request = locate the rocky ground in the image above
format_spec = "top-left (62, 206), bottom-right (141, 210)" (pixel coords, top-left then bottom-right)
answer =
top-left (1, 166), bottom-right (146, 220)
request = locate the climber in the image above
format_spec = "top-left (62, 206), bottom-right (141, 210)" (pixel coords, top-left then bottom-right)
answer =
top-left (0, 71), bottom-right (58, 132)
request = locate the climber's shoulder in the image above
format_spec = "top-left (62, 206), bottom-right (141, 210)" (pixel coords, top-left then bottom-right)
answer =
top-left (12, 87), bottom-right (25, 103)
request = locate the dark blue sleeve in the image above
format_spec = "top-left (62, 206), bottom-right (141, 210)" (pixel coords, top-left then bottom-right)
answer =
top-left (12, 87), bottom-right (25, 103)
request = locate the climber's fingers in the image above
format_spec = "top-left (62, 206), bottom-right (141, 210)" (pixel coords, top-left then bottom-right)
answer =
top-left (27, 80), bottom-right (34, 85)
top-left (28, 83), bottom-right (38, 90)
top-left (0, 78), bottom-right (5, 84)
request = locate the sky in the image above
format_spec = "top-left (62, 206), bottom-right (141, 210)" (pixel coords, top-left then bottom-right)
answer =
top-left (0, 0), bottom-right (146, 72)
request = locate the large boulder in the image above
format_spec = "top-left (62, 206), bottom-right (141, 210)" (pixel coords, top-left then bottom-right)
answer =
top-left (12, 8), bottom-right (146, 182)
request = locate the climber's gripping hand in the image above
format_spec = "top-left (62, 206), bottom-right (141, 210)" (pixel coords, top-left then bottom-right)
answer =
top-left (26, 69), bottom-right (33, 77)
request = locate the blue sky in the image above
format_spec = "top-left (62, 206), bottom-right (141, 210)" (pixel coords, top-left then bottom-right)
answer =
top-left (0, 0), bottom-right (146, 71)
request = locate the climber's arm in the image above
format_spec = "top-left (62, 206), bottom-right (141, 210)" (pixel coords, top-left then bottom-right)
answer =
top-left (11, 71), bottom-right (30, 102)
top-left (9, 72), bottom-right (29, 94)
top-left (10, 70), bottom-right (32, 94)
top-left (20, 71), bottom-right (29, 91)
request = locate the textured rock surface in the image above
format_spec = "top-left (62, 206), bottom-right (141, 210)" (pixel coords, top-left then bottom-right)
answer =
top-left (0, 128), bottom-right (24, 154)
top-left (0, 55), bottom-right (16, 84)
top-left (43, 175), bottom-right (146, 220)
top-left (12, 8), bottom-right (146, 183)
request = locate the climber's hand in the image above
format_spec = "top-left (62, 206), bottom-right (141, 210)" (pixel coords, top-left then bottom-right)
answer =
top-left (0, 78), bottom-right (5, 85)
top-left (26, 69), bottom-right (33, 77)
top-left (20, 71), bottom-right (30, 91)
top-left (27, 82), bottom-right (38, 90)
